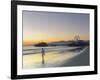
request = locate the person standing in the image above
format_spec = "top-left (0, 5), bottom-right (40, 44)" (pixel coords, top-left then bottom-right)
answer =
top-left (42, 48), bottom-right (45, 65)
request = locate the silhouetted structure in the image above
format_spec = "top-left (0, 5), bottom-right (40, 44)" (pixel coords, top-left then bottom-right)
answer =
top-left (66, 35), bottom-right (89, 46)
top-left (34, 42), bottom-right (48, 47)
top-left (67, 40), bottom-right (89, 46)
top-left (74, 35), bottom-right (80, 41)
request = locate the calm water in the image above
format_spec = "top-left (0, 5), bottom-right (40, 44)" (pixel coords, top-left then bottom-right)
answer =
top-left (22, 46), bottom-right (84, 69)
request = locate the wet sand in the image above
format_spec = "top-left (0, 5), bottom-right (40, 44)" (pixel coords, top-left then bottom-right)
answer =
top-left (60, 47), bottom-right (89, 67)
top-left (23, 46), bottom-right (89, 69)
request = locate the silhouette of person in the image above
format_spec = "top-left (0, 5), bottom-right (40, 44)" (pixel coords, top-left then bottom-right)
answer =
top-left (42, 48), bottom-right (45, 65)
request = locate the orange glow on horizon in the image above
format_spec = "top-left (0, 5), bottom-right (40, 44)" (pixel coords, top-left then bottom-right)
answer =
top-left (23, 34), bottom-right (89, 45)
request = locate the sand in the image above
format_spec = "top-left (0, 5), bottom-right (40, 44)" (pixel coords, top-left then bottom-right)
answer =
top-left (60, 47), bottom-right (89, 67)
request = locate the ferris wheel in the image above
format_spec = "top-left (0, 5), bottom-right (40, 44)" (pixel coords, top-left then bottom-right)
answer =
top-left (74, 35), bottom-right (80, 41)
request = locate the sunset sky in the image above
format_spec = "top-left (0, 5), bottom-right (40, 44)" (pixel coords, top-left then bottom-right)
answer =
top-left (23, 11), bottom-right (89, 45)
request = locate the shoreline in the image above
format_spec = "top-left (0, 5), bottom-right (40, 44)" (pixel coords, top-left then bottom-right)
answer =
top-left (59, 47), bottom-right (89, 67)
top-left (23, 46), bottom-right (89, 69)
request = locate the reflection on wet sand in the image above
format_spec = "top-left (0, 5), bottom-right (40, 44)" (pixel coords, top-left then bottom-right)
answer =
top-left (23, 47), bottom-right (88, 69)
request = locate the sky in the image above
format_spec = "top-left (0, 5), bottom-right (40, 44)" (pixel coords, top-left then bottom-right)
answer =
top-left (23, 10), bottom-right (89, 45)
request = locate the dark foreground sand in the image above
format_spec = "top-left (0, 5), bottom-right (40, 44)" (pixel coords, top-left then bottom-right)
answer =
top-left (60, 47), bottom-right (89, 67)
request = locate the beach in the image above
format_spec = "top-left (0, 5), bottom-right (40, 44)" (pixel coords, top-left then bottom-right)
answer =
top-left (60, 47), bottom-right (89, 67)
top-left (22, 46), bottom-right (89, 69)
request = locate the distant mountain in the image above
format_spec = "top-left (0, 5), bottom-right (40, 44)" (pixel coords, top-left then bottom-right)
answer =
top-left (33, 40), bottom-right (89, 47)
top-left (48, 40), bottom-right (74, 46)
top-left (48, 40), bottom-right (89, 46)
